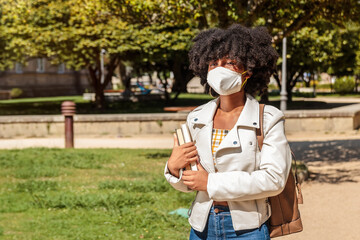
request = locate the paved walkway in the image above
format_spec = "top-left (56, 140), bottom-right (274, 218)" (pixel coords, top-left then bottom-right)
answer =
top-left (283, 160), bottom-right (360, 240)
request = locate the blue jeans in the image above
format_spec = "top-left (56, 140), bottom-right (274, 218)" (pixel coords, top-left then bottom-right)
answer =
top-left (189, 205), bottom-right (270, 240)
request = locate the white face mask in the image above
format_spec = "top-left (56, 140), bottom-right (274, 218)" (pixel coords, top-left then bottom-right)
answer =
top-left (207, 67), bottom-right (248, 96)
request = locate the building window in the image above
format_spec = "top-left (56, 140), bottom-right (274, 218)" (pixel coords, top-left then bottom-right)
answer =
top-left (58, 63), bottom-right (65, 74)
top-left (36, 58), bottom-right (45, 73)
top-left (15, 62), bottom-right (23, 74)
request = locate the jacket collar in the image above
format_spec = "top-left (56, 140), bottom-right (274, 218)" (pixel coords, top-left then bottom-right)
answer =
top-left (189, 94), bottom-right (260, 129)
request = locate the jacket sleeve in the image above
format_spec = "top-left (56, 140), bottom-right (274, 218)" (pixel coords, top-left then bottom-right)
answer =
top-left (163, 115), bottom-right (194, 193)
top-left (206, 108), bottom-right (292, 201)
top-left (164, 162), bottom-right (193, 193)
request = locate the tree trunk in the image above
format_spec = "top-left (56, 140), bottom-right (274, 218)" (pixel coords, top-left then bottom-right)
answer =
top-left (94, 86), bottom-right (105, 109)
top-left (273, 72), bottom-right (281, 89)
top-left (157, 71), bottom-right (170, 101)
top-left (214, 0), bottom-right (230, 28)
top-left (171, 58), bottom-right (194, 100)
top-left (287, 87), bottom-right (293, 104)
top-left (88, 66), bottom-right (104, 109)
top-left (118, 61), bottom-right (132, 92)
top-left (87, 56), bottom-right (120, 109)
top-left (286, 71), bottom-right (299, 103)
top-left (274, 72), bottom-right (294, 103)
top-left (355, 75), bottom-right (359, 93)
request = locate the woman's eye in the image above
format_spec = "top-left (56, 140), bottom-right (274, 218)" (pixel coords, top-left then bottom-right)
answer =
top-left (226, 62), bottom-right (235, 65)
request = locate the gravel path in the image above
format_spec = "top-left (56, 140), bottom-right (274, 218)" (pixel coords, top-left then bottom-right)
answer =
top-left (282, 161), bottom-right (360, 240)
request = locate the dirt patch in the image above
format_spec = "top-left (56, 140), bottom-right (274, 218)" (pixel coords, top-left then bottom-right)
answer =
top-left (282, 161), bottom-right (360, 240)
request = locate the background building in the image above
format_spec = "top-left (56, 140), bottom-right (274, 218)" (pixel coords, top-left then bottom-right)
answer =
top-left (0, 58), bottom-right (90, 98)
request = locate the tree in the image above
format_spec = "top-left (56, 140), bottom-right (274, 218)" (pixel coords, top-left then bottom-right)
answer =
top-left (6, 0), bottom-right (199, 107)
top-left (272, 20), bottom-right (360, 101)
top-left (329, 21), bottom-right (360, 77)
top-left (14, 0), bottom-right (139, 108)
top-left (111, 0), bottom-right (360, 100)
top-left (3, 0), bottom-right (360, 106)
top-left (0, 1), bottom-right (30, 71)
top-left (274, 21), bottom-right (341, 101)
top-left (189, 0), bottom-right (360, 41)
top-left (107, 0), bottom-right (199, 99)
top-left (186, 0), bottom-right (360, 101)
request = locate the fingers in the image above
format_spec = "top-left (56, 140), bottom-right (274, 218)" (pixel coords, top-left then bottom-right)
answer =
top-left (174, 139), bottom-right (196, 152)
top-left (183, 180), bottom-right (194, 190)
top-left (179, 143), bottom-right (198, 159)
top-left (196, 162), bottom-right (204, 170)
top-left (182, 142), bottom-right (196, 148)
top-left (182, 172), bottom-right (198, 190)
top-left (186, 146), bottom-right (197, 154)
top-left (182, 170), bottom-right (196, 176)
top-left (185, 148), bottom-right (198, 158)
top-left (187, 156), bottom-right (199, 164)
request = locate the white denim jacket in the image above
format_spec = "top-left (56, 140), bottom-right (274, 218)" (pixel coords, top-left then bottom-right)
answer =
top-left (164, 94), bottom-right (292, 232)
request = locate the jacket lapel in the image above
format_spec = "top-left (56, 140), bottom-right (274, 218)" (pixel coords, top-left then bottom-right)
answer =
top-left (215, 94), bottom-right (260, 154)
top-left (188, 98), bottom-right (219, 173)
top-left (188, 94), bottom-right (260, 172)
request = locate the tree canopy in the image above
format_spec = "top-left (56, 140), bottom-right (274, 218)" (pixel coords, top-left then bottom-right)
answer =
top-left (0, 1), bottom-right (31, 70)
top-left (1, 0), bottom-right (200, 107)
top-left (0, 0), bottom-right (359, 106)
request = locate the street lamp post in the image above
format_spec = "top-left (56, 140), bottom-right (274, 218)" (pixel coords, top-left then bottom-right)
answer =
top-left (280, 37), bottom-right (288, 112)
top-left (100, 49), bottom-right (106, 84)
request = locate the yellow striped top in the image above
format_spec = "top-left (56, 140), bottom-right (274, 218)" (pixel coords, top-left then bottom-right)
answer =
top-left (211, 128), bottom-right (229, 171)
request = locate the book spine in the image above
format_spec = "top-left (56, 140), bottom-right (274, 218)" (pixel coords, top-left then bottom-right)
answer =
top-left (180, 124), bottom-right (198, 171)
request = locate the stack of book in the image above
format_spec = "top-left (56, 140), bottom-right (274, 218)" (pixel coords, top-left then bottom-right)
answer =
top-left (175, 124), bottom-right (198, 171)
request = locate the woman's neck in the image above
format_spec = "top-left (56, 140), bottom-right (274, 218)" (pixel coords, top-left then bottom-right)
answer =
top-left (218, 91), bottom-right (246, 112)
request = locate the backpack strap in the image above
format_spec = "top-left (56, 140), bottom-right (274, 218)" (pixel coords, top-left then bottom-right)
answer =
top-left (256, 104), bottom-right (265, 151)
top-left (256, 104), bottom-right (303, 204)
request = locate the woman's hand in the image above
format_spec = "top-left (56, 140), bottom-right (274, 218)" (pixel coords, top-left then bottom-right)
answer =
top-left (167, 134), bottom-right (199, 178)
top-left (182, 163), bottom-right (208, 191)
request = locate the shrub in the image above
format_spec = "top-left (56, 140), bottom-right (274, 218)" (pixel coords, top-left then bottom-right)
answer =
top-left (333, 76), bottom-right (355, 94)
top-left (10, 88), bottom-right (23, 98)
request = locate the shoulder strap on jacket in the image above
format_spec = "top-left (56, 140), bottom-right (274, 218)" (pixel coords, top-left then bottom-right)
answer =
top-left (256, 104), bottom-right (265, 151)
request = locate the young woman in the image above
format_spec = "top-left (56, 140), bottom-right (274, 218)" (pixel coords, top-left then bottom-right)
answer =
top-left (164, 24), bottom-right (292, 240)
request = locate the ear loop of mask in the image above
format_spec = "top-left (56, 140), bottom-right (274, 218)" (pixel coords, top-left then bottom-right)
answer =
top-left (240, 71), bottom-right (248, 90)
top-left (205, 82), bottom-right (216, 97)
top-left (209, 87), bottom-right (216, 98)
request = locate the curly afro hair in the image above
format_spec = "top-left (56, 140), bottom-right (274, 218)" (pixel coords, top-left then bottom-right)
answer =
top-left (188, 24), bottom-right (278, 97)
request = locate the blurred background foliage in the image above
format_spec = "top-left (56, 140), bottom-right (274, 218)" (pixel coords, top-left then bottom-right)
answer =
top-left (0, 0), bottom-right (359, 108)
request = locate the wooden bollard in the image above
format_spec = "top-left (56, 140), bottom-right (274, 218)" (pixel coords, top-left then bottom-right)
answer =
top-left (61, 101), bottom-right (76, 148)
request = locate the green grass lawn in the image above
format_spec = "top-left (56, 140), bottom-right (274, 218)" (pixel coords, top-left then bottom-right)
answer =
top-left (0, 148), bottom-right (194, 240)
top-left (0, 92), bottom-right (359, 115)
